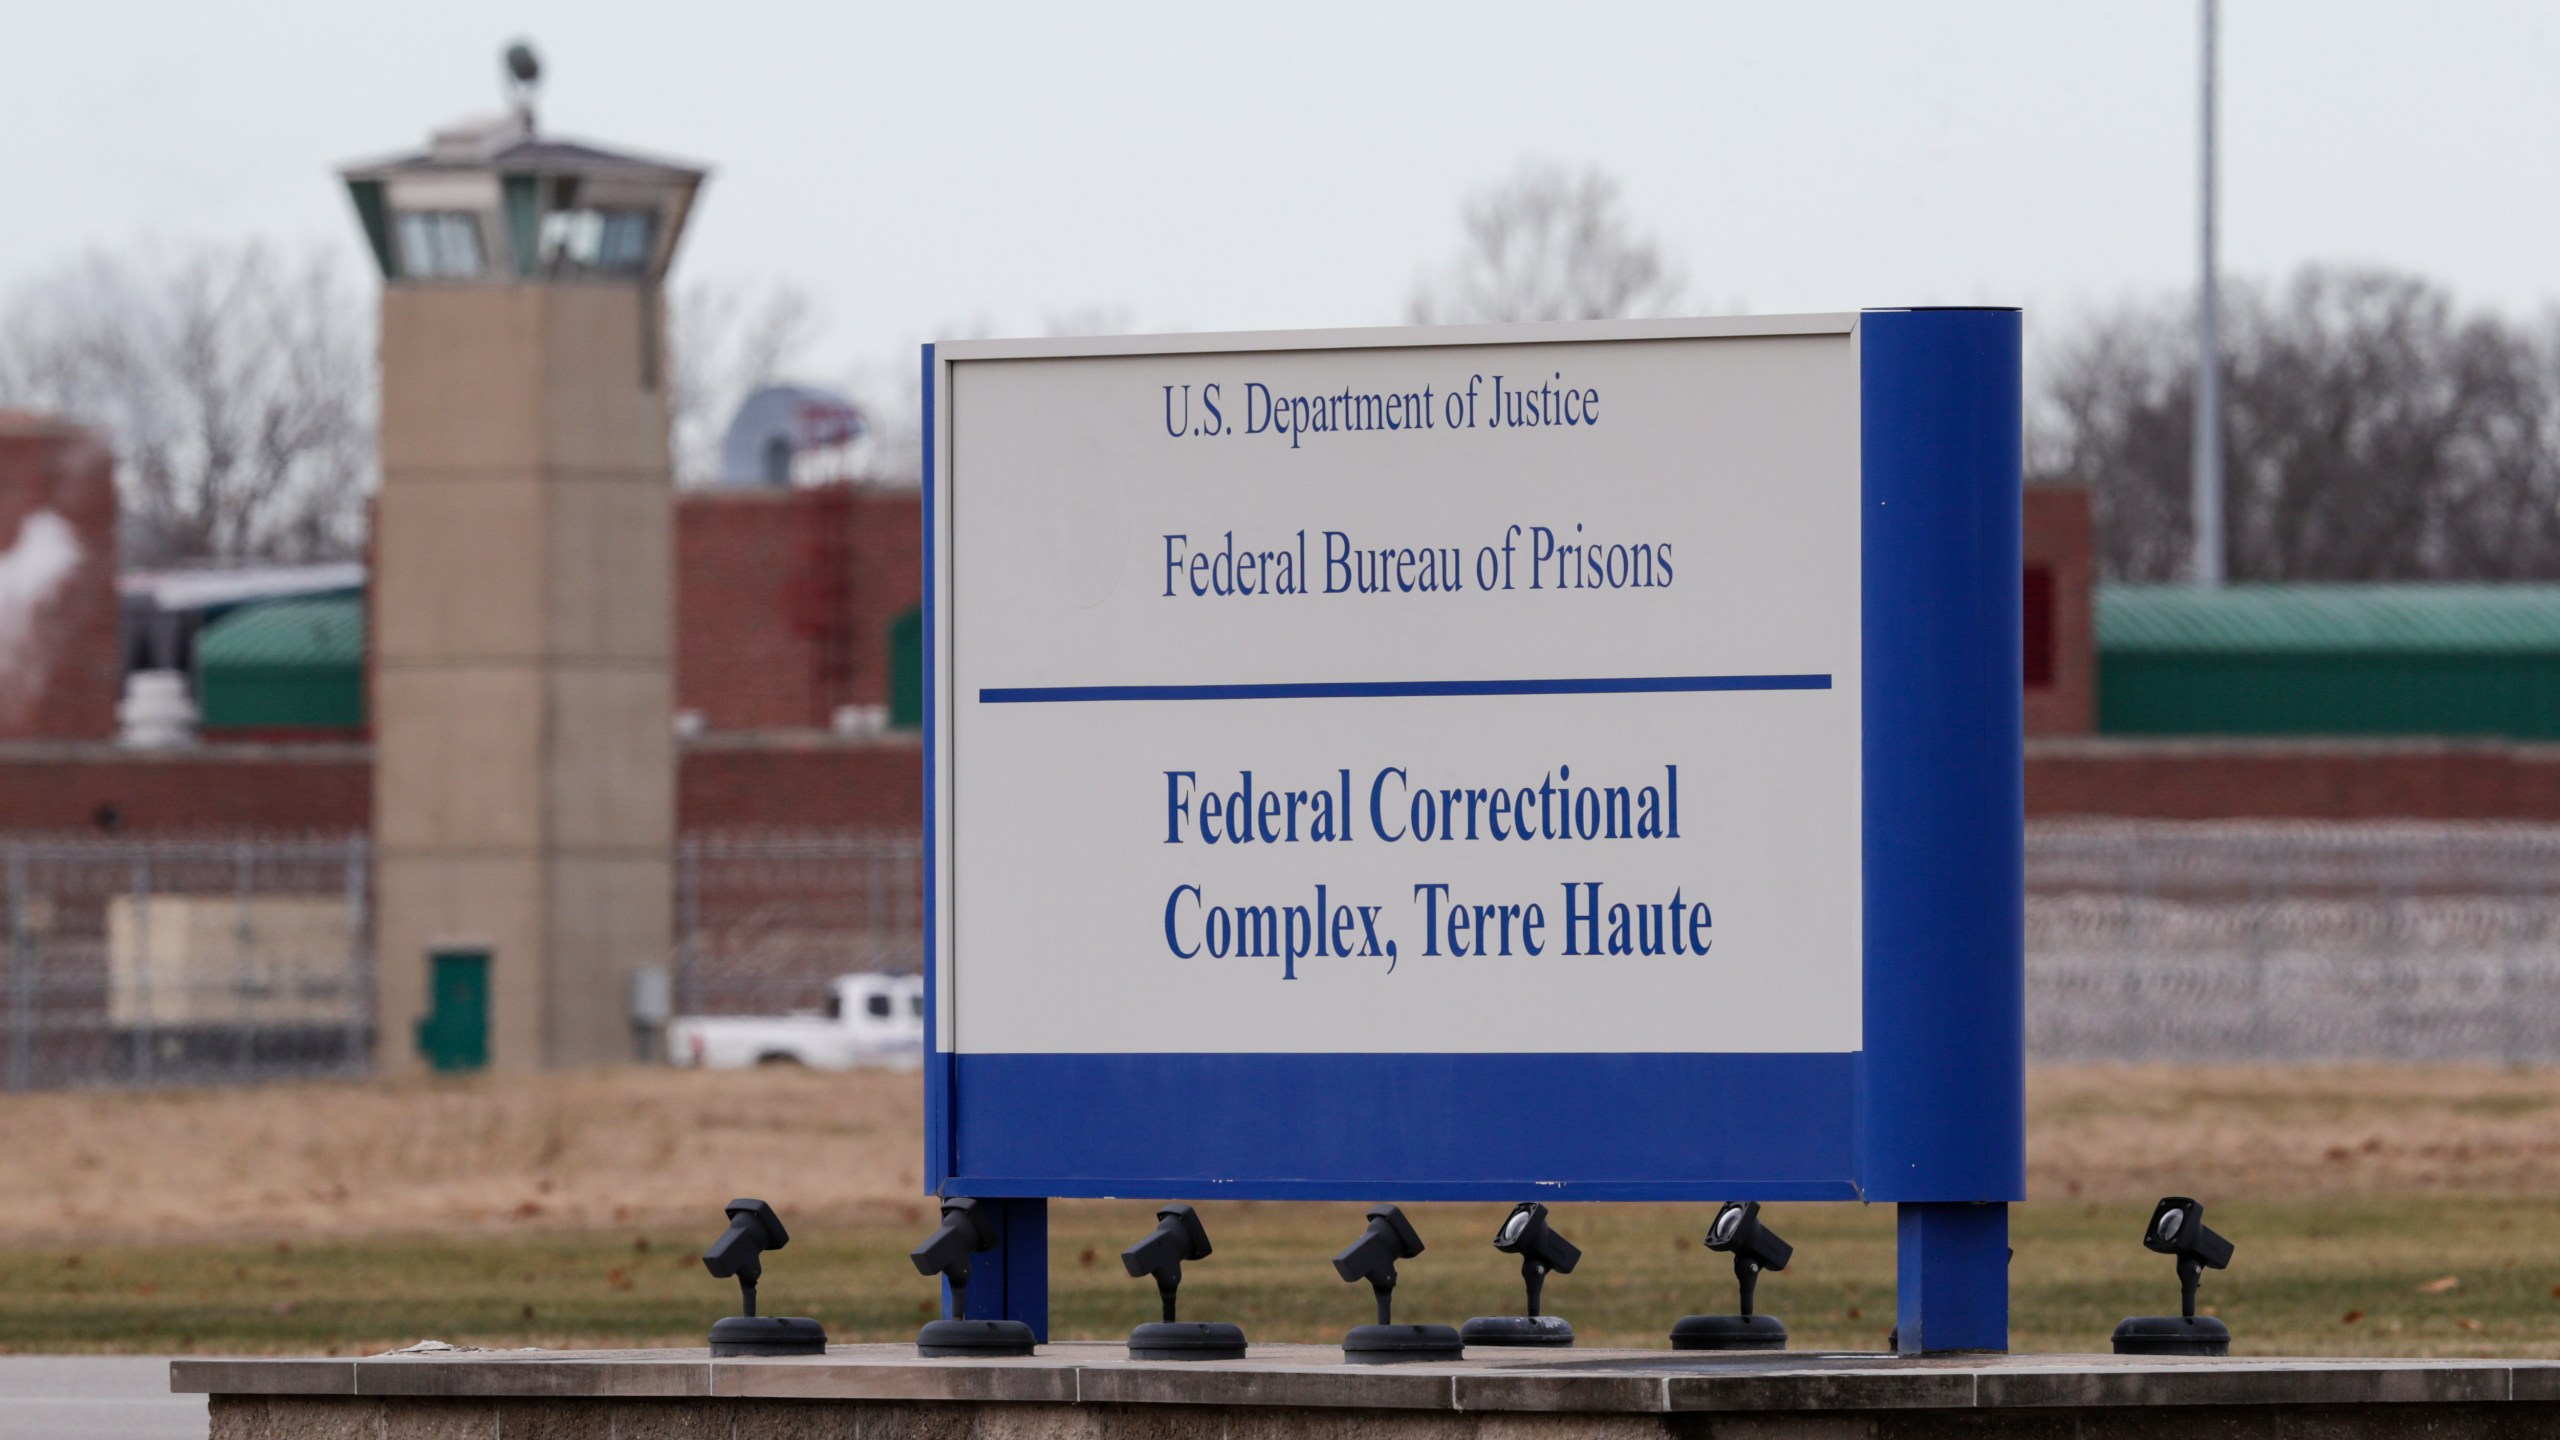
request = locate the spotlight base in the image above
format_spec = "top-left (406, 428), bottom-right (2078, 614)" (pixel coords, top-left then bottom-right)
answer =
top-left (1342, 1323), bottom-right (1465, 1363)
top-left (1459, 1315), bottom-right (1575, 1347)
top-left (1128, 1321), bottom-right (1248, 1361)
top-left (916, 1318), bottom-right (1038, 1358)
top-left (1669, 1314), bottom-right (1788, 1351)
top-left (2112, 1315), bottom-right (2231, 1357)
top-left (708, 1315), bottom-right (827, 1356)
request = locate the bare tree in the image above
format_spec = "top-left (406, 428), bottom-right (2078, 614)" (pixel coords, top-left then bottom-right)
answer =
top-left (813, 309), bottom-right (1142, 492)
top-left (0, 242), bottom-right (374, 566)
top-left (668, 278), bottom-right (823, 487)
top-left (1408, 161), bottom-right (1685, 325)
top-left (2031, 300), bottom-right (2199, 582)
top-left (2032, 267), bottom-right (2560, 582)
top-left (831, 319), bottom-right (1016, 492)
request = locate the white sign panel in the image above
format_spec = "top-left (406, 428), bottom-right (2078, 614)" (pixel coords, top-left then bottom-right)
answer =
top-left (936, 318), bottom-right (1863, 1057)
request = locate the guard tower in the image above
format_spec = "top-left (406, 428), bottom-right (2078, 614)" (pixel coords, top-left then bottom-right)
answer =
top-left (343, 47), bottom-right (704, 1071)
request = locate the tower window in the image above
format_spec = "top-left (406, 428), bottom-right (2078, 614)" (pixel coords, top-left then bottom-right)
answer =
top-left (395, 212), bottom-right (486, 278)
top-left (539, 209), bottom-right (655, 274)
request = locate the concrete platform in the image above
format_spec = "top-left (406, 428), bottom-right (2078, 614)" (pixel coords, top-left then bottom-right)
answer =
top-left (176, 1341), bottom-right (2560, 1438)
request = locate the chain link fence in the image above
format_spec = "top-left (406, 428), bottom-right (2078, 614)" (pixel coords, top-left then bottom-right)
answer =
top-left (0, 830), bottom-right (926, 1090)
top-left (2028, 820), bottom-right (2560, 1062)
top-left (673, 831), bottom-right (922, 1017)
top-left (0, 835), bottom-right (372, 1090)
top-left (6, 822), bottom-right (2557, 1087)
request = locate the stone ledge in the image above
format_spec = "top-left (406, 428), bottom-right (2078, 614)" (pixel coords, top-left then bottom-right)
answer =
top-left (174, 1344), bottom-right (2559, 1416)
top-left (202, 1393), bottom-right (2560, 1440)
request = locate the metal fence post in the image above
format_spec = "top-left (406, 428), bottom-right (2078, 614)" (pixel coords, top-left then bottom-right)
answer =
top-left (675, 836), bottom-right (700, 1016)
top-left (2245, 863), bottom-right (2270, 1060)
top-left (2124, 848), bottom-right (2151, 1061)
top-left (345, 835), bottom-right (371, 1076)
top-left (8, 847), bottom-right (29, 1092)
top-left (234, 840), bottom-right (256, 1080)
top-left (2380, 858), bottom-right (2408, 1061)
top-left (132, 853), bottom-right (154, 1086)
top-left (867, 838), bottom-right (887, 971)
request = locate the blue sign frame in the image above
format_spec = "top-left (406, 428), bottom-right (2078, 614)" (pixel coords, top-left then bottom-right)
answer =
top-left (921, 309), bottom-right (2022, 1351)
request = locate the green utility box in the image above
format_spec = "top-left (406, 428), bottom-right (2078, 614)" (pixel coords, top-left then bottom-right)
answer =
top-left (416, 947), bottom-right (490, 1072)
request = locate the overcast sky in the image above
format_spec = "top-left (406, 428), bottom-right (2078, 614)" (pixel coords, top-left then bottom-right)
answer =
top-left (4, 0), bottom-right (2554, 387)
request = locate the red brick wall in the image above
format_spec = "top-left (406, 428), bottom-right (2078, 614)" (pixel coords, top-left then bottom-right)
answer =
top-left (677, 489), bottom-right (830, 730)
top-left (2022, 485), bottom-right (2094, 737)
top-left (2026, 739), bottom-right (2560, 820)
top-left (844, 489), bottom-right (922, 716)
top-left (0, 743), bottom-right (373, 834)
top-left (0, 417), bottom-right (120, 741)
top-left (0, 739), bottom-right (922, 835)
top-left (13, 737), bottom-right (2560, 832)
top-left (676, 485), bottom-right (922, 731)
top-left (678, 734), bottom-right (922, 831)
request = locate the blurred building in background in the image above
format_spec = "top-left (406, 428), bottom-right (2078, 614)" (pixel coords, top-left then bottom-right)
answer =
top-left (2022, 486), bottom-right (2096, 738)
top-left (12, 427), bottom-right (2560, 1085)
top-left (677, 484), bottom-right (921, 736)
top-left (0, 77), bottom-right (925, 1086)
top-left (5, 113), bottom-right (2560, 1081)
top-left (0, 415), bottom-right (120, 743)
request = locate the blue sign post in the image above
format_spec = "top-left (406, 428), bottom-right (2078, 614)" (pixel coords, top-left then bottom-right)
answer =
top-left (921, 309), bottom-right (2022, 1351)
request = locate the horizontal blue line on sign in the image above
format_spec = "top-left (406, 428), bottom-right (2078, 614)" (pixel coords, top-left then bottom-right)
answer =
top-left (978, 673), bottom-right (1833, 704)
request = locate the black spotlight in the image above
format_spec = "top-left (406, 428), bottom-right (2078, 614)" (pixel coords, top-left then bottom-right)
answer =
top-left (910, 1197), bottom-right (1036, 1357)
top-left (1334, 1204), bottom-right (1463, 1363)
top-left (1670, 1201), bottom-right (1792, 1351)
top-left (700, 1198), bottom-right (827, 1356)
top-left (2113, 1196), bottom-right (2236, 1356)
top-left (1120, 1203), bottom-right (1247, 1360)
top-left (1460, 1202), bottom-right (1580, 1347)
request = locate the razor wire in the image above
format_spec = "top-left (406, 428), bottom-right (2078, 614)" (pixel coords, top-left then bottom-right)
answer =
top-left (2027, 820), bottom-right (2560, 1062)
top-left (0, 829), bottom-right (926, 1089)
top-left (6, 821), bottom-right (2556, 1087)
top-left (672, 831), bottom-right (923, 1020)
top-left (0, 834), bottom-right (372, 1091)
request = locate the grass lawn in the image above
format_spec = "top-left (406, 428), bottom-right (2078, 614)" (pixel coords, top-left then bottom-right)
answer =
top-left (11, 1194), bottom-right (2560, 1357)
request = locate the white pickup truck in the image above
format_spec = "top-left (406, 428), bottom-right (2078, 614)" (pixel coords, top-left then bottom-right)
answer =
top-left (665, 973), bottom-right (926, 1070)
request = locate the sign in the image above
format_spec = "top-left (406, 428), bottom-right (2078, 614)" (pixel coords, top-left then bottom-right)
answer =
top-left (925, 313), bottom-right (2020, 1235)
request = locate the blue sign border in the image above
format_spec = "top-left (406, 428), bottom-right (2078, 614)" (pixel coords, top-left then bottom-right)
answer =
top-left (920, 310), bottom-right (2022, 1344)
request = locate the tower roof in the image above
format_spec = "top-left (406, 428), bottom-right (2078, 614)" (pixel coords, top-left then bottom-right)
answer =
top-left (338, 106), bottom-right (707, 283)
top-left (340, 111), bottom-right (706, 186)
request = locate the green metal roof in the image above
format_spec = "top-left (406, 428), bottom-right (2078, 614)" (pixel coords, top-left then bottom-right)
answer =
top-left (195, 594), bottom-right (365, 669)
top-left (2099, 585), bottom-right (2560, 655)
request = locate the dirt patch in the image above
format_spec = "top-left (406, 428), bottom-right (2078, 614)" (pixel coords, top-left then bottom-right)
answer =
top-left (0, 1067), bottom-right (930, 1248)
top-left (8, 1063), bottom-right (2557, 1247)
top-left (2028, 1063), bottom-right (2560, 1202)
